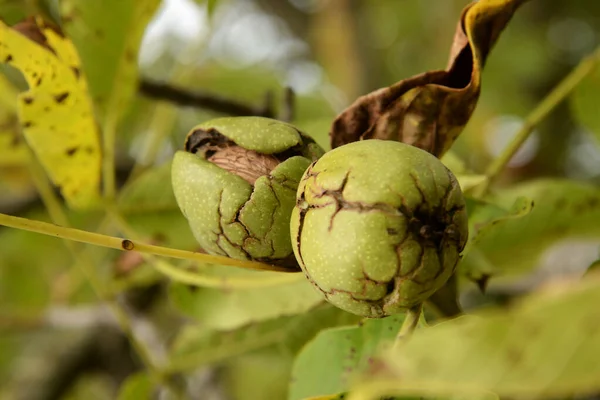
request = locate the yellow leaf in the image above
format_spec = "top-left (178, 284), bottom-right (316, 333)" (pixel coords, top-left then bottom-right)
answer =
top-left (60, 0), bottom-right (161, 122)
top-left (0, 73), bottom-right (27, 167)
top-left (0, 17), bottom-right (101, 209)
top-left (0, 129), bottom-right (27, 167)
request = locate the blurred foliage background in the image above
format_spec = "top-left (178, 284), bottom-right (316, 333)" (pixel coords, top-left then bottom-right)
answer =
top-left (0, 0), bottom-right (599, 399)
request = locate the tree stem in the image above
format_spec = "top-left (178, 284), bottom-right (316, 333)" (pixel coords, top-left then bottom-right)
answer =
top-left (107, 208), bottom-right (302, 287)
top-left (0, 212), bottom-right (294, 273)
top-left (139, 78), bottom-right (275, 117)
top-left (25, 150), bottom-right (166, 388)
top-left (394, 304), bottom-right (422, 349)
top-left (478, 46), bottom-right (600, 196)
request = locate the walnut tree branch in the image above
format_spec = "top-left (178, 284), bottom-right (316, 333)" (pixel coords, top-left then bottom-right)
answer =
top-left (139, 78), bottom-right (276, 118)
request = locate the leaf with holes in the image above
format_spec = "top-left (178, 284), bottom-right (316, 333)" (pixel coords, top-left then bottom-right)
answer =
top-left (0, 17), bottom-right (101, 209)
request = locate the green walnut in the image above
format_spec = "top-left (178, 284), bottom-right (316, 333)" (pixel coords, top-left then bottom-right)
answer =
top-left (171, 116), bottom-right (324, 269)
top-left (291, 140), bottom-right (468, 317)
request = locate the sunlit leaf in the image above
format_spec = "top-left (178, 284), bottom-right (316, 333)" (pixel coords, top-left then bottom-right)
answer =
top-left (169, 272), bottom-right (323, 330)
top-left (0, 114), bottom-right (26, 167)
top-left (0, 17), bottom-right (102, 208)
top-left (359, 274), bottom-right (600, 400)
top-left (0, 59), bottom-right (23, 167)
top-left (0, 68), bottom-right (26, 167)
top-left (455, 174), bottom-right (488, 193)
top-left (461, 179), bottom-right (600, 277)
top-left (168, 304), bottom-right (359, 373)
top-left (170, 317), bottom-right (289, 372)
top-left (60, 0), bottom-right (161, 122)
top-left (290, 315), bottom-right (412, 400)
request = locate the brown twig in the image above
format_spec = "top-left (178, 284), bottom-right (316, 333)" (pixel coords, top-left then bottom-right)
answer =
top-left (281, 86), bottom-right (296, 122)
top-left (139, 78), bottom-right (276, 118)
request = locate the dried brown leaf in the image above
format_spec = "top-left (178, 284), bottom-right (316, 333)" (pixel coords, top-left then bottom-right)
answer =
top-left (330, 0), bottom-right (528, 157)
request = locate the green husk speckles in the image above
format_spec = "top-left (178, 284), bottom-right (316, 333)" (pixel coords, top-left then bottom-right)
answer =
top-left (291, 140), bottom-right (468, 317)
top-left (172, 117), bottom-right (324, 270)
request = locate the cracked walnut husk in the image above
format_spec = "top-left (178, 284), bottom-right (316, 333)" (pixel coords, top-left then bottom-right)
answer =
top-left (290, 139), bottom-right (468, 317)
top-left (172, 117), bottom-right (324, 270)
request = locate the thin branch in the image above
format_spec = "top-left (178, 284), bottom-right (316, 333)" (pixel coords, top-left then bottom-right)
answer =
top-left (478, 46), bottom-right (600, 196)
top-left (24, 150), bottom-right (166, 388)
top-left (139, 78), bottom-right (276, 118)
top-left (281, 86), bottom-right (296, 122)
top-left (0, 212), bottom-right (294, 273)
top-left (107, 208), bottom-right (302, 288)
top-left (393, 304), bottom-right (423, 350)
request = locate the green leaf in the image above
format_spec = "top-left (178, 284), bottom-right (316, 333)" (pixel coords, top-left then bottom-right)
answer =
top-left (60, 0), bottom-right (161, 122)
top-left (222, 349), bottom-right (292, 400)
top-left (0, 1), bottom-right (29, 24)
top-left (125, 210), bottom-right (198, 250)
top-left (361, 274), bottom-right (600, 400)
top-left (585, 254), bottom-right (600, 276)
top-left (118, 162), bottom-right (199, 249)
top-left (169, 318), bottom-right (291, 377)
top-left (0, 17), bottom-right (102, 209)
top-left (118, 162), bottom-right (178, 213)
top-left (169, 272), bottom-right (323, 330)
top-left (455, 174), bottom-right (488, 193)
top-left (466, 196), bottom-right (534, 253)
top-left (441, 151), bottom-right (468, 175)
top-left (117, 373), bottom-right (154, 400)
top-left (168, 304), bottom-right (359, 374)
top-left (0, 213), bottom-right (70, 312)
top-left (571, 64), bottom-right (600, 144)
top-left (289, 315), bottom-right (410, 400)
top-left (461, 179), bottom-right (600, 277)
top-left (457, 196), bottom-right (533, 289)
